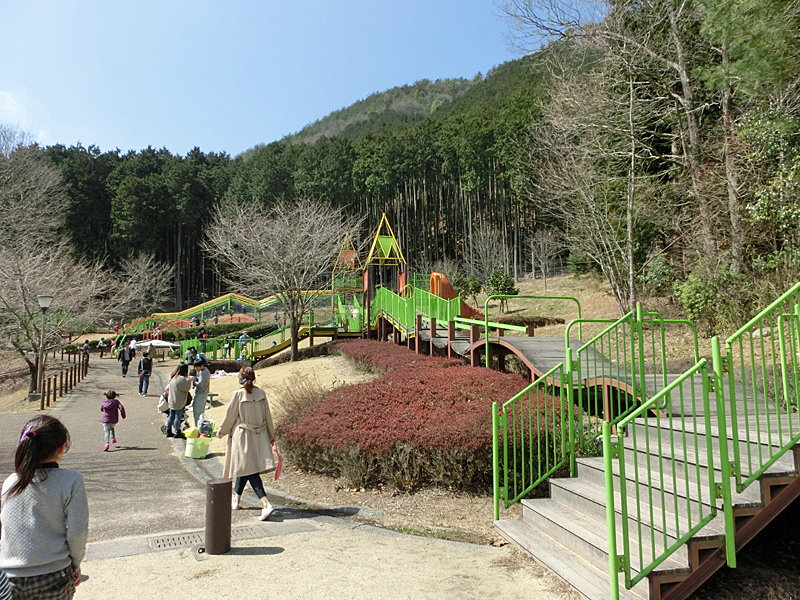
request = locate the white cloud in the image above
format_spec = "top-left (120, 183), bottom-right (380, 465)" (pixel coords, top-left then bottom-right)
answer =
top-left (0, 91), bottom-right (29, 126)
top-left (0, 92), bottom-right (44, 145)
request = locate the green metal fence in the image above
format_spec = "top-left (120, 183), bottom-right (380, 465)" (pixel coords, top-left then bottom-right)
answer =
top-left (719, 284), bottom-right (800, 491)
top-left (564, 308), bottom-right (700, 456)
top-left (371, 286), bottom-right (461, 334)
top-left (603, 359), bottom-right (718, 590)
top-left (492, 283), bottom-right (800, 599)
top-left (493, 363), bottom-right (569, 512)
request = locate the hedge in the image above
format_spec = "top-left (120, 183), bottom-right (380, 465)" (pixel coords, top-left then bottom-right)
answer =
top-left (277, 340), bottom-right (530, 491)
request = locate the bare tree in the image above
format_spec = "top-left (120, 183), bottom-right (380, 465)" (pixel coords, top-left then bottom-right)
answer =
top-left (0, 123), bottom-right (36, 158)
top-left (117, 252), bottom-right (175, 317)
top-left (514, 57), bottom-right (676, 313)
top-left (465, 221), bottom-right (511, 282)
top-left (202, 199), bottom-right (363, 361)
top-left (0, 241), bottom-right (140, 391)
top-left (529, 229), bottom-right (565, 290)
top-left (0, 146), bottom-right (175, 391)
top-left (0, 146), bottom-right (69, 245)
top-left (501, 0), bottom-right (720, 257)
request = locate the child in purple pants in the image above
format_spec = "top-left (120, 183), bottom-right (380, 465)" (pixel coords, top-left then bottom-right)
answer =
top-left (100, 390), bottom-right (126, 452)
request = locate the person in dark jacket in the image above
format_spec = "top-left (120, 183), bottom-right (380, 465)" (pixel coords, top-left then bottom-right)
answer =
top-left (117, 343), bottom-right (134, 377)
top-left (100, 390), bottom-right (126, 452)
top-left (137, 352), bottom-right (153, 396)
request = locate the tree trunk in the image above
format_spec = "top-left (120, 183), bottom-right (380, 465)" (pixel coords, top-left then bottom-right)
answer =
top-left (666, 1), bottom-right (716, 256)
top-left (175, 222), bottom-right (183, 308)
top-left (722, 46), bottom-right (744, 274)
top-left (628, 75), bottom-right (637, 313)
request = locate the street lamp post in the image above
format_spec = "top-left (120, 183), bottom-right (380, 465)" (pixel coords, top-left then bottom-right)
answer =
top-left (36, 294), bottom-right (53, 409)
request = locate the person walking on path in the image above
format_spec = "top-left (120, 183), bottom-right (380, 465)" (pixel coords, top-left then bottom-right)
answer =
top-left (100, 391), bottom-right (126, 452)
top-left (217, 366), bottom-right (277, 521)
top-left (117, 343), bottom-right (134, 377)
top-left (190, 358), bottom-right (209, 427)
top-left (184, 346), bottom-right (197, 365)
top-left (137, 352), bottom-right (153, 396)
top-left (0, 415), bottom-right (88, 600)
top-left (166, 364), bottom-right (191, 439)
top-left (238, 332), bottom-right (251, 358)
top-left (81, 340), bottom-right (90, 364)
top-left (97, 337), bottom-right (106, 359)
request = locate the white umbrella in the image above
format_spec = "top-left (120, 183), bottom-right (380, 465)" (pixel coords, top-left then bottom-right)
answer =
top-left (137, 340), bottom-right (181, 349)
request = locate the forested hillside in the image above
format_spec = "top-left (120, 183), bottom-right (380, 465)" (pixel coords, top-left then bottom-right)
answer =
top-left (5, 0), bottom-right (799, 334)
top-left (282, 77), bottom-right (480, 144)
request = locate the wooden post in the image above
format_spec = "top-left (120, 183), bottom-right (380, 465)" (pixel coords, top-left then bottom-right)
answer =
top-left (470, 324), bottom-right (480, 368)
top-left (46, 377), bottom-right (51, 408)
top-left (527, 324), bottom-right (535, 337)
top-left (448, 321), bottom-right (456, 358)
top-left (496, 329), bottom-right (505, 372)
top-left (60, 371), bottom-right (64, 396)
top-left (415, 314), bottom-right (423, 355)
top-left (33, 355), bottom-right (39, 393)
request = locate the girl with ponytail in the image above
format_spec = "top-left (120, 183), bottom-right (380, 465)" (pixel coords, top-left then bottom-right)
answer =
top-left (0, 416), bottom-right (88, 599)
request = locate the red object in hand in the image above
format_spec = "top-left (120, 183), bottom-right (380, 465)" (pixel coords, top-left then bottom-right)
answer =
top-left (273, 442), bottom-right (282, 480)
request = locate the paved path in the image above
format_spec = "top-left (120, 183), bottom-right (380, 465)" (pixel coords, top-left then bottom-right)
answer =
top-left (0, 355), bottom-right (565, 600)
top-left (0, 356), bottom-right (275, 540)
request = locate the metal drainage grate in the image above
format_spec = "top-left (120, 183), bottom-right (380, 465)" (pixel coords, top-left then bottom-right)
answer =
top-left (149, 525), bottom-right (263, 551)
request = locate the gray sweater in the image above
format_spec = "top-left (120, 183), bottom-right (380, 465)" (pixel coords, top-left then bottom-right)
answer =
top-left (0, 468), bottom-right (89, 577)
top-left (194, 368), bottom-right (210, 395)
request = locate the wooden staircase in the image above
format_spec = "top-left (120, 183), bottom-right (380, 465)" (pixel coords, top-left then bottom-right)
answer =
top-left (495, 376), bottom-right (800, 600)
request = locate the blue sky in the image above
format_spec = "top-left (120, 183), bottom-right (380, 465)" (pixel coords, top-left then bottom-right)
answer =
top-left (1, 1), bottom-right (520, 157)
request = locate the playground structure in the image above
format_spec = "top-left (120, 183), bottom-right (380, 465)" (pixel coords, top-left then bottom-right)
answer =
top-left (366, 278), bottom-right (800, 600)
top-left (111, 213), bottom-right (800, 600)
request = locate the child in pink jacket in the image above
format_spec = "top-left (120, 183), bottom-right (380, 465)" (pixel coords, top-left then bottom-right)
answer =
top-left (100, 390), bottom-right (126, 452)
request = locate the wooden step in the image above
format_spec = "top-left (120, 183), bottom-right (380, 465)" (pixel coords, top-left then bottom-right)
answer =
top-left (495, 517), bottom-right (647, 600)
top-left (521, 497), bottom-right (688, 576)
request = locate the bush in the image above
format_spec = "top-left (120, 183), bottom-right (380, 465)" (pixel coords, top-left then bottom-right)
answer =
top-left (277, 341), bottom-right (528, 492)
top-left (674, 262), bottom-right (754, 335)
top-left (485, 269), bottom-right (519, 312)
top-left (494, 315), bottom-right (565, 328)
top-left (334, 339), bottom-right (461, 373)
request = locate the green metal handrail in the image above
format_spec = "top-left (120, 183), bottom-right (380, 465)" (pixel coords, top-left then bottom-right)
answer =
top-left (604, 359), bottom-right (718, 590)
top-left (711, 282), bottom-right (800, 567)
top-left (493, 362), bottom-right (568, 519)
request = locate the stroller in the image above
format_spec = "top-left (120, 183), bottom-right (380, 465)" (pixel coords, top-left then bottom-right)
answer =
top-left (158, 388), bottom-right (191, 436)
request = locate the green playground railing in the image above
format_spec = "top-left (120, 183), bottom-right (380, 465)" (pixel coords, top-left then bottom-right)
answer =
top-left (709, 281), bottom-right (800, 567)
top-left (371, 286), bottom-right (461, 334)
top-left (565, 308), bottom-right (700, 458)
top-left (603, 359), bottom-right (718, 592)
top-left (492, 363), bottom-right (569, 509)
top-left (491, 283), bottom-right (800, 599)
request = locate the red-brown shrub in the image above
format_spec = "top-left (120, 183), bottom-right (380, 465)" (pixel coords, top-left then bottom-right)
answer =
top-left (277, 341), bottom-right (541, 491)
top-left (334, 339), bottom-right (462, 372)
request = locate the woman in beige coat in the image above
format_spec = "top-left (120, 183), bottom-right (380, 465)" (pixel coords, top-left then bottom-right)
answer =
top-left (217, 366), bottom-right (277, 520)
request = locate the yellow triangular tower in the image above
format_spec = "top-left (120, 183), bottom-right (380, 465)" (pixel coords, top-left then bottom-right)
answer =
top-left (366, 213), bottom-right (406, 267)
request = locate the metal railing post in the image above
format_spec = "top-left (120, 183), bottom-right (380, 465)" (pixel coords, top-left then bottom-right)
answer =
top-left (565, 344), bottom-right (576, 475)
top-left (603, 422), bottom-right (621, 600)
top-left (711, 337), bottom-right (737, 568)
top-left (492, 402), bottom-right (500, 521)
